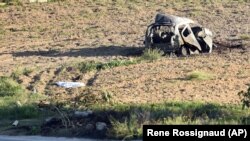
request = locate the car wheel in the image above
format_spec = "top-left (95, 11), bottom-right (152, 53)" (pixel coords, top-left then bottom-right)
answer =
top-left (179, 46), bottom-right (189, 57)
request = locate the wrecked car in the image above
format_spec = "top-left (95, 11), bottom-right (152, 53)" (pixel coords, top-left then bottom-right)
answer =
top-left (144, 13), bottom-right (214, 56)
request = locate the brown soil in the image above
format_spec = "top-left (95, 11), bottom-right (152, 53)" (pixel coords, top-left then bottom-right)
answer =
top-left (93, 52), bottom-right (250, 105)
top-left (0, 1), bottom-right (249, 105)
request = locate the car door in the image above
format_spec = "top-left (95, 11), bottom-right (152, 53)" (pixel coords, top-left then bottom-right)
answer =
top-left (181, 25), bottom-right (202, 51)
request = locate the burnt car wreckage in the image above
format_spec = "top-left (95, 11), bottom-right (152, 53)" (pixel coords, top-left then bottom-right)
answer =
top-left (144, 14), bottom-right (215, 56)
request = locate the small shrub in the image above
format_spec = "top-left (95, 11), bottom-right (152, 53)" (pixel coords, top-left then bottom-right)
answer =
top-left (10, 68), bottom-right (23, 80)
top-left (238, 84), bottom-right (250, 109)
top-left (23, 68), bottom-right (33, 76)
top-left (0, 76), bottom-right (24, 97)
top-left (107, 114), bottom-right (141, 139)
top-left (187, 71), bottom-right (214, 80)
top-left (140, 48), bottom-right (164, 61)
top-left (10, 67), bottom-right (34, 79)
top-left (77, 61), bottom-right (101, 73)
top-left (102, 90), bottom-right (113, 103)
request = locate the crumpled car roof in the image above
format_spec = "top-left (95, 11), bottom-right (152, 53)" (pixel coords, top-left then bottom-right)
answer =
top-left (155, 13), bottom-right (195, 25)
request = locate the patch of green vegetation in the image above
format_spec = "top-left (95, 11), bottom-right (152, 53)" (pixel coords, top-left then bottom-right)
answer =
top-left (238, 84), bottom-right (250, 109)
top-left (0, 0), bottom-right (21, 5)
top-left (240, 34), bottom-right (250, 40)
top-left (10, 68), bottom-right (23, 80)
top-left (0, 26), bottom-right (5, 35)
top-left (0, 76), bottom-right (46, 120)
top-left (0, 102), bottom-right (40, 120)
top-left (140, 48), bottom-right (164, 61)
top-left (102, 59), bottom-right (137, 69)
top-left (77, 59), bottom-right (137, 73)
top-left (92, 102), bottom-right (250, 139)
top-left (0, 76), bottom-right (24, 97)
top-left (23, 67), bottom-right (33, 76)
top-left (108, 114), bottom-right (141, 139)
top-left (10, 67), bottom-right (34, 80)
top-left (0, 76), bottom-right (47, 121)
top-left (76, 48), bottom-right (165, 73)
top-left (101, 90), bottom-right (113, 103)
top-left (77, 61), bottom-right (101, 73)
top-left (187, 71), bottom-right (214, 80)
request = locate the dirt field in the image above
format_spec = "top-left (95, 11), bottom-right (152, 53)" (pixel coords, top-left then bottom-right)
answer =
top-left (0, 0), bottom-right (250, 105)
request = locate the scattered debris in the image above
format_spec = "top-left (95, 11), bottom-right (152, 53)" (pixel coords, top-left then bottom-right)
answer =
top-left (144, 13), bottom-right (215, 56)
top-left (12, 120), bottom-right (19, 127)
top-left (55, 82), bottom-right (85, 88)
top-left (74, 110), bottom-right (93, 118)
top-left (95, 122), bottom-right (107, 131)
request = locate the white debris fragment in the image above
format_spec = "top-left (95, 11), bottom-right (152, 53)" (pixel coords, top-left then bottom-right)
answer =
top-left (56, 82), bottom-right (85, 88)
top-left (12, 120), bottom-right (19, 126)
